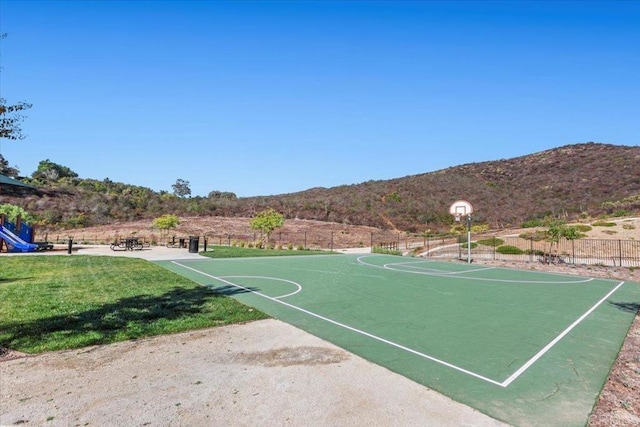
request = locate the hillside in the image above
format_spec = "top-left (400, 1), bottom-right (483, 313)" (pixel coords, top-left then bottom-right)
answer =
top-left (1, 142), bottom-right (639, 233)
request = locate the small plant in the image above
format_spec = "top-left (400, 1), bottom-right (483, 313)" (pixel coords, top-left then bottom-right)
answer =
top-left (574, 224), bottom-right (592, 233)
top-left (622, 223), bottom-right (636, 230)
top-left (297, 244), bottom-right (305, 251)
top-left (496, 245), bottom-right (525, 255)
top-left (372, 246), bottom-right (402, 255)
top-left (287, 243), bottom-right (294, 250)
top-left (477, 237), bottom-right (504, 247)
top-left (522, 219), bottom-right (545, 228)
top-left (460, 242), bottom-right (478, 249)
top-left (592, 220), bottom-right (616, 227)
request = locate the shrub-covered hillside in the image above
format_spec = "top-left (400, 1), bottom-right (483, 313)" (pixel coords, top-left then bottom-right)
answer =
top-left (1, 142), bottom-right (639, 233)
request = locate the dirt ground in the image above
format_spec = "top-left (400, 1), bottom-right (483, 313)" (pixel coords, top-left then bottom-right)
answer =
top-left (1, 217), bottom-right (638, 425)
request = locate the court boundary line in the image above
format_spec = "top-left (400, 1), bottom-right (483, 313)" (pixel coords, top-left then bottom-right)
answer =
top-left (501, 279), bottom-right (625, 386)
top-left (171, 260), bottom-right (505, 387)
top-left (357, 255), bottom-right (596, 284)
top-left (170, 259), bottom-right (625, 388)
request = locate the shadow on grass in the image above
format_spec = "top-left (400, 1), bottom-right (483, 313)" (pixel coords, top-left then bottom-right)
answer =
top-left (0, 277), bottom-right (33, 284)
top-left (0, 286), bottom-right (256, 352)
top-left (608, 301), bottom-right (640, 313)
top-left (209, 284), bottom-right (259, 296)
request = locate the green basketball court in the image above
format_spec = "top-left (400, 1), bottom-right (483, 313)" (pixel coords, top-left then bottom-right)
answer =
top-left (158, 254), bottom-right (640, 426)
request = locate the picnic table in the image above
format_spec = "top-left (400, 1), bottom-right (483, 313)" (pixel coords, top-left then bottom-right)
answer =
top-left (110, 238), bottom-right (148, 251)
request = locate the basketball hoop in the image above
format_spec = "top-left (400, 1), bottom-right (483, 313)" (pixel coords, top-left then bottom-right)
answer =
top-left (449, 200), bottom-right (474, 264)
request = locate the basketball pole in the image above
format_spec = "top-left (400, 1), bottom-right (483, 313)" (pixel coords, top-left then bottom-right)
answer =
top-left (466, 214), bottom-right (472, 264)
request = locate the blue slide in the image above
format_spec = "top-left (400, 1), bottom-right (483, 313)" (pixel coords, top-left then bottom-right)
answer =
top-left (0, 224), bottom-right (39, 252)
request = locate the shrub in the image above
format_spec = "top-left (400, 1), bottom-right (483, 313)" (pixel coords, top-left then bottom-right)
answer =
top-left (574, 224), bottom-right (592, 233)
top-left (297, 244), bottom-right (305, 251)
top-left (622, 224), bottom-right (636, 230)
top-left (477, 237), bottom-right (504, 247)
top-left (372, 246), bottom-right (402, 255)
top-left (522, 219), bottom-right (545, 228)
top-left (496, 245), bottom-right (525, 255)
top-left (288, 243), bottom-right (294, 250)
top-left (592, 221), bottom-right (616, 227)
top-left (519, 231), bottom-right (546, 241)
top-left (460, 242), bottom-right (478, 249)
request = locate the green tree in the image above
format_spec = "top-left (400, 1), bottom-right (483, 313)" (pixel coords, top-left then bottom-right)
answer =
top-left (0, 203), bottom-right (34, 224)
top-left (250, 208), bottom-right (284, 248)
top-left (32, 159), bottom-right (78, 181)
top-left (172, 179), bottom-right (191, 198)
top-left (0, 154), bottom-right (19, 177)
top-left (152, 214), bottom-right (180, 237)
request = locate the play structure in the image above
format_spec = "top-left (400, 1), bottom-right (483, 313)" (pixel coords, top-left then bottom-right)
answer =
top-left (0, 224), bottom-right (39, 252)
top-left (0, 215), bottom-right (53, 253)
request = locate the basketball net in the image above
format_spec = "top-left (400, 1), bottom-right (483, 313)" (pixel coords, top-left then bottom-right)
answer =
top-left (454, 214), bottom-right (461, 222)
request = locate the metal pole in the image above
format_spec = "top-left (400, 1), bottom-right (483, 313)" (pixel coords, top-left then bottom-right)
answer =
top-left (467, 214), bottom-right (472, 263)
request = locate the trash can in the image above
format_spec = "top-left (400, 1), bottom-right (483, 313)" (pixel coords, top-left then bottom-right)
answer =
top-left (188, 236), bottom-right (200, 253)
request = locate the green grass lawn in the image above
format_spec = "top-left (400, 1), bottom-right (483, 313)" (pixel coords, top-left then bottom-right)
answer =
top-left (0, 255), bottom-right (268, 353)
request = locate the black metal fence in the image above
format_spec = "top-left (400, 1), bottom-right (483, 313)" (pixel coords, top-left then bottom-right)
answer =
top-left (426, 235), bottom-right (640, 268)
top-left (45, 230), bottom-right (640, 267)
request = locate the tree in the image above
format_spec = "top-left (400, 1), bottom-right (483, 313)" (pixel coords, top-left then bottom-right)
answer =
top-left (32, 159), bottom-right (78, 181)
top-left (152, 214), bottom-right (180, 237)
top-left (0, 154), bottom-right (19, 177)
top-left (250, 208), bottom-right (284, 248)
top-left (0, 34), bottom-right (32, 141)
top-left (172, 179), bottom-right (191, 198)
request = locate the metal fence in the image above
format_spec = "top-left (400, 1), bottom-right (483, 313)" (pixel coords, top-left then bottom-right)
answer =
top-left (45, 229), bottom-right (640, 267)
top-left (426, 235), bottom-right (640, 268)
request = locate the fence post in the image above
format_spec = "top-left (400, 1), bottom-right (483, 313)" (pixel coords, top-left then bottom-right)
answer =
top-left (370, 232), bottom-right (373, 252)
top-left (529, 237), bottom-right (533, 262)
top-left (619, 240), bottom-right (623, 267)
top-left (572, 239), bottom-right (575, 265)
top-left (304, 231), bottom-right (307, 250)
top-left (331, 231), bottom-right (334, 252)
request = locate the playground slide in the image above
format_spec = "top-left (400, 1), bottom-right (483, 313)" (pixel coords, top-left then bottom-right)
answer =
top-left (0, 224), bottom-right (38, 252)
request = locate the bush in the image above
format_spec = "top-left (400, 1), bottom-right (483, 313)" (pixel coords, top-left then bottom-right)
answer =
top-left (477, 237), bottom-right (504, 247)
top-left (574, 224), bottom-right (592, 233)
top-left (496, 245), bottom-right (525, 255)
top-left (519, 231), bottom-right (546, 241)
top-left (592, 221), bottom-right (616, 227)
top-left (522, 219), bottom-right (545, 228)
top-left (460, 242), bottom-right (478, 249)
top-left (372, 246), bottom-right (402, 255)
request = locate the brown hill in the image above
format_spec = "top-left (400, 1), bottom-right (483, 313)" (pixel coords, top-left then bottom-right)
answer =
top-left (2, 142), bottom-right (639, 233)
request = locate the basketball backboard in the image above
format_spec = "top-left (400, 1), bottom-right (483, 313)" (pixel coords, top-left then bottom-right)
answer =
top-left (449, 200), bottom-right (473, 220)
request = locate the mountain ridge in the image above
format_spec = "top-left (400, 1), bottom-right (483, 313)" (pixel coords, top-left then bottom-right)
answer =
top-left (2, 142), bottom-right (639, 233)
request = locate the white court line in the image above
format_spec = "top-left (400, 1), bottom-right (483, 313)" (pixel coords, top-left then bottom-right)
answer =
top-left (171, 261), bottom-right (505, 387)
top-left (218, 275), bottom-right (302, 299)
top-left (357, 255), bottom-right (595, 284)
top-left (172, 259), bottom-right (625, 388)
top-left (501, 280), bottom-right (626, 387)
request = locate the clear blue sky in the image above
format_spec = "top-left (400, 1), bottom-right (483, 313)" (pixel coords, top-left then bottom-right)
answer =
top-left (1, 1), bottom-right (638, 197)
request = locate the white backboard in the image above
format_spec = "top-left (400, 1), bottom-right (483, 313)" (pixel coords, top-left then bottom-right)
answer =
top-left (449, 200), bottom-right (473, 216)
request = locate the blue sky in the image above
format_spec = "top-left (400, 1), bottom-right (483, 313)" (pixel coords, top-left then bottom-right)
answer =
top-left (1, 1), bottom-right (638, 197)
